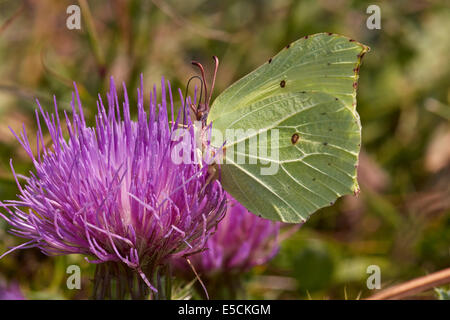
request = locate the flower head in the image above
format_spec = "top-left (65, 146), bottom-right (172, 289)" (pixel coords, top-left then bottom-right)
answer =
top-left (173, 194), bottom-right (280, 278)
top-left (0, 76), bottom-right (226, 295)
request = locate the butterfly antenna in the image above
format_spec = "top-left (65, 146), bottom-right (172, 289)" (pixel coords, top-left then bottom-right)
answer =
top-left (207, 56), bottom-right (219, 108)
top-left (183, 75), bottom-right (203, 125)
top-left (191, 61), bottom-right (208, 112)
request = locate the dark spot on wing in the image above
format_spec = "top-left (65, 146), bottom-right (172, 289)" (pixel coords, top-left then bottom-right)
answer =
top-left (280, 80), bottom-right (286, 88)
top-left (291, 133), bottom-right (300, 144)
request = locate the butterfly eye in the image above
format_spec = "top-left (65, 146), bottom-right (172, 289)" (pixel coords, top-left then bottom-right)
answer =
top-left (280, 80), bottom-right (286, 88)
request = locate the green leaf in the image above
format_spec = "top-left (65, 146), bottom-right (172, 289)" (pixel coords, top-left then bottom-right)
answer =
top-left (208, 33), bottom-right (369, 223)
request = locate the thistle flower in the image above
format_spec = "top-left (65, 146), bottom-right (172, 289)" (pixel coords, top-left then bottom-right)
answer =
top-left (0, 76), bottom-right (226, 299)
top-left (0, 281), bottom-right (24, 300)
top-left (172, 194), bottom-right (280, 298)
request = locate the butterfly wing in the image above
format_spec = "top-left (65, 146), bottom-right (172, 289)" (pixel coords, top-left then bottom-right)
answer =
top-left (207, 33), bottom-right (369, 223)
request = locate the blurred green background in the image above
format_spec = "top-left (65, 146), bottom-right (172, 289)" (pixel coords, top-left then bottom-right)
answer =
top-left (0, 0), bottom-right (449, 299)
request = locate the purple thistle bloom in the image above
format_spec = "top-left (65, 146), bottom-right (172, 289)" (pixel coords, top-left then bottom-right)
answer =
top-left (0, 281), bottom-right (24, 300)
top-left (0, 76), bottom-right (226, 298)
top-left (173, 193), bottom-right (280, 277)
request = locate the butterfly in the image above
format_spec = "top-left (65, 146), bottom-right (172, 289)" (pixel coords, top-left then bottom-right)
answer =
top-left (188, 33), bottom-right (369, 223)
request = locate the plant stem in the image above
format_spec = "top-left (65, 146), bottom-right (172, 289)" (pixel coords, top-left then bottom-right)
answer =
top-left (366, 267), bottom-right (450, 300)
top-left (78, 0), bottom-right (106, 76)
